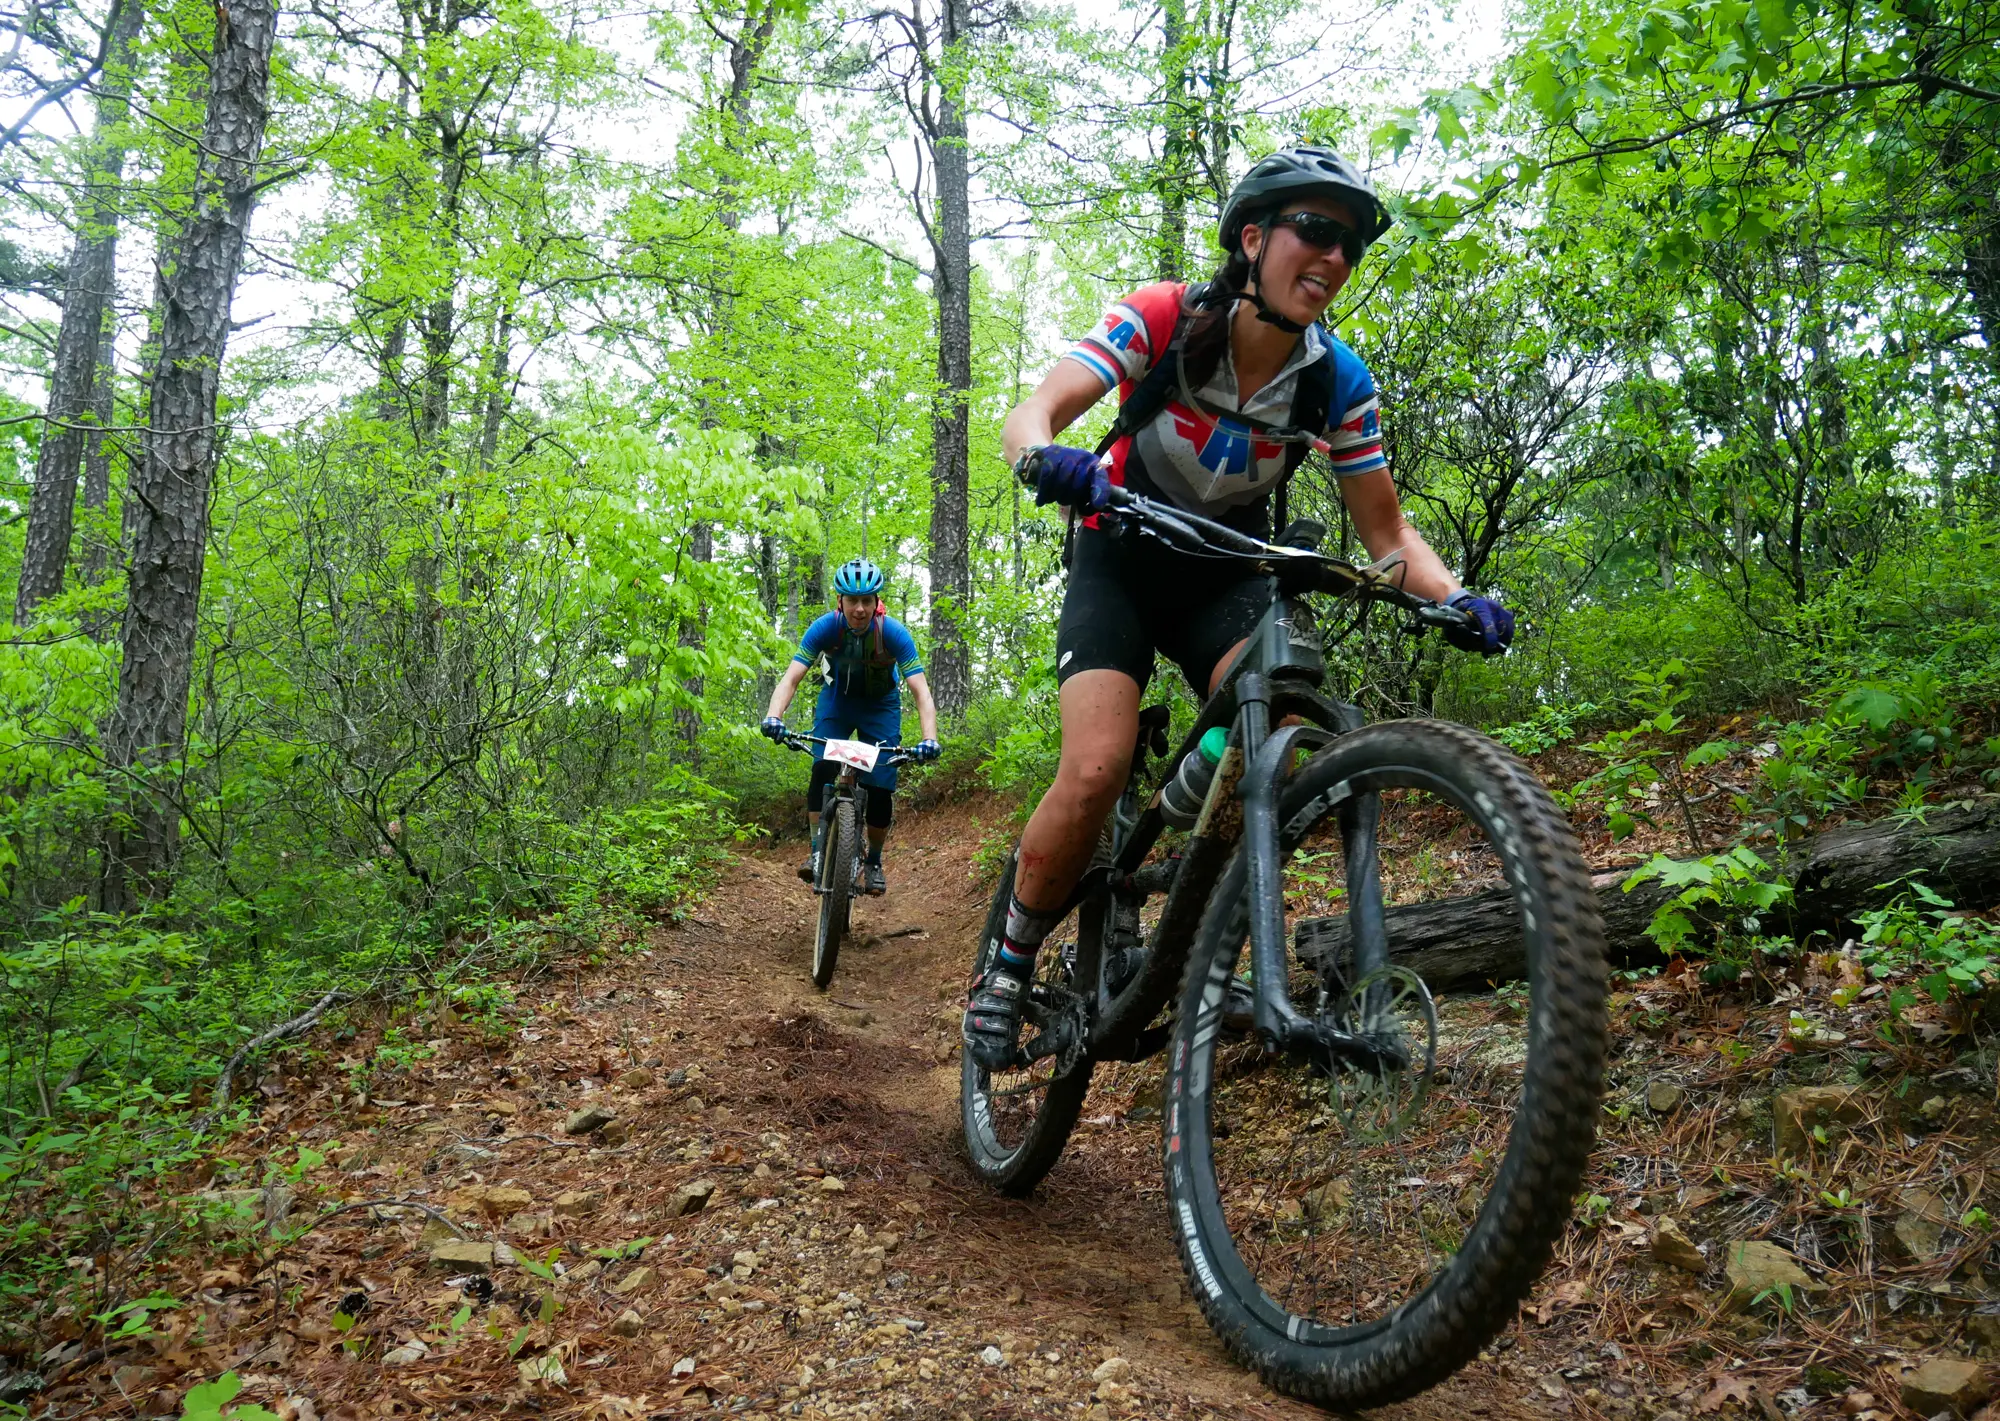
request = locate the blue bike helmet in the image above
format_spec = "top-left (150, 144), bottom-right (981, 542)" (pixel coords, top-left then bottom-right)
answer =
top-left (832, 558), bottom-right (885, 597)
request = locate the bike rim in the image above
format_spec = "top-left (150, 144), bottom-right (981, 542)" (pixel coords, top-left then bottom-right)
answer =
top-left (1185, 763), bottom-right (1548, 1344)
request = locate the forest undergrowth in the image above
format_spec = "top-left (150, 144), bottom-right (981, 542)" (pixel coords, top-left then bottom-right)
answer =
top-left (9, 624), bottom-right (2000, 1420)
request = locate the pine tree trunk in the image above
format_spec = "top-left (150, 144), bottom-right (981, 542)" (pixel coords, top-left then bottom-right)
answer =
top-left (14, 0), bottom-right (145, 624)
top-left (103, 0), bottom-right (277, 907)
top-left (80, 313), bottom-right (121, 638)
top-left (924, 0), bottom-right (974, 720)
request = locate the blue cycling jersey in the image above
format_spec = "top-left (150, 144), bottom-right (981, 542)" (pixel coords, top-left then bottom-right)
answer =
top-left (793, 611), bottom-right (924, 709)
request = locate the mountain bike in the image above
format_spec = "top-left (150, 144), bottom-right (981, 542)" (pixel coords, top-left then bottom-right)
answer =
top-left (957, 487), bottom-right (1609, 1409)
top-left (779, 731), bottom-right (912, 990)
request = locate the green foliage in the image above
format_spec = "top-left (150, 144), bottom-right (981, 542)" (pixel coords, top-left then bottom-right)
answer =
top-left (1492, 701), bottom-right (1601, 756)
top-left (1854, 882), bottom-right (2000, 1008)
top-left (1625, 844), bottom-right (1794, 974)
top-left (178, 1373), bottom-right (280, 1421)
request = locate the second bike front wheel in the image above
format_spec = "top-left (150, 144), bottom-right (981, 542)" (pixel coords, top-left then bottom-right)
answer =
top-left (812, 798), bottom-right (857, 990)
top-left (960, 848), bottom-right (1102, 1196)
top-left (1163, 719), bottom-right (1608, 1409)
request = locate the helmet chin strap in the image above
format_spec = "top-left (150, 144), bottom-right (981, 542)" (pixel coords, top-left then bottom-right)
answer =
top-left (1238, 226), bottom-right (1310, 335)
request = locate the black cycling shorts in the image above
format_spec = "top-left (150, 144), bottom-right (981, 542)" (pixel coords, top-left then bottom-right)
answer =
top-left (1055, 524), bottom-right (1269, 695)
top-left (807, 759), bottom-right (894, 829)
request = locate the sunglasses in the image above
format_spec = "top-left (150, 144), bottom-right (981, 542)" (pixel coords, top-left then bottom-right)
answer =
top-left (1269, 210), bottom-right (1369, 266)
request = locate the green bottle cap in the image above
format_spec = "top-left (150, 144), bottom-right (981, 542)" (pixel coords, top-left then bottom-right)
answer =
top-left (1198, 726), bottom-right (1229, 765)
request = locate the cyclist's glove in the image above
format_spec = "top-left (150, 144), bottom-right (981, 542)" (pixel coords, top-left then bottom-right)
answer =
top-left (1443, 591), bottom-right (1514, 657)
top-left (759, 715), bottom-right (789, 742)
top-left (911, 739), bottom-right (942, 763)
top-left (1016, 444), bottom-right (1112, 514)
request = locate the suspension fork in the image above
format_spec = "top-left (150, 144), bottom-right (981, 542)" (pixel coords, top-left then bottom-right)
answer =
top-left (1237, 675), bottom-right (1392, 1062)
top-left (1236, 673), bottom-right (1307, 1051)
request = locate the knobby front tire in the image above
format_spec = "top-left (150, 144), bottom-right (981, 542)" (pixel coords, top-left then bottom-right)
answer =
top-left (1162, 719), bottom-right (1608, 1409)
top-left (812, 798), bottom-right (857, 990)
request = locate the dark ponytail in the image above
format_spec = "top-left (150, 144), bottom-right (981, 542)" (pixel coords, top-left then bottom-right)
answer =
top-left (1175, 245), bottom-right (1255, 391)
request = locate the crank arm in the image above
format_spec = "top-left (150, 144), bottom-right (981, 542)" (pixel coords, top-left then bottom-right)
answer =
top-left (1274, 1019), bottom-right (1412, 1076)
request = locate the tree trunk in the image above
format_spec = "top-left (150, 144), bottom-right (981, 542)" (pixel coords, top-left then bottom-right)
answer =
top-left (14, 0), bottom-right (145, 624)
top-left (475, 300), bottom-right (513, 471)
top-left (924, 0), bottom-right (974, 719)
top-left (103, 0), bottom-right (277, 907)
top-left (1295, 799), bottom-right (2000, 991)
top-left (80, 311), bottom-right (121, 638)
top-left (1156, 0), bottom-right (1190, 282)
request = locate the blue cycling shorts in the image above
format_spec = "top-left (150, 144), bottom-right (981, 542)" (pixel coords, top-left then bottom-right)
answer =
top-left (811, 698), bottom-right (904, 791)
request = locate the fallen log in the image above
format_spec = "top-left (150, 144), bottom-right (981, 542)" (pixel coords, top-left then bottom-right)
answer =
top-left (1294, 797), bottom-right (2000, 992)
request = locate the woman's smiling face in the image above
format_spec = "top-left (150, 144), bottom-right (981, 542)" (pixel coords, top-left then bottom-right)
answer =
top-left (1239, 194), bottom-right (1359, 328)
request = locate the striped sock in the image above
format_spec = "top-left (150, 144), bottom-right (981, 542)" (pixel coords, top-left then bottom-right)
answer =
top-left (995, 893), bottom-right (1061, 978)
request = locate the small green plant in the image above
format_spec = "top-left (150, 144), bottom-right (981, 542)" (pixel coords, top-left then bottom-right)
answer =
top-left (1960, 1206), bottom-right (1993, 1231)
top-left (1492, 701), bottom-right (1600, 756)
top-left (95, 1293), bottom-right (181, 1343)
top-left (1737, 717), bottom-right (1867, 841)
top-left (329, 1306), bottom-right (364, 1360)
top-left (1750, 1280), bottom-right (1797, 1315)
top-left (588, 1236), bottom-right (653, 1262)
top-left (1569, 661), bottom-right (1730, 849)
top-left (1625, 845), bottom-right (1794, 975)
top-left (1855, 882), bottom-right (1999, 1006)
top-left (178, 1372), bottom-right (281, 1421)
top-left (1577, 1192), bottom-right (1613, 1226)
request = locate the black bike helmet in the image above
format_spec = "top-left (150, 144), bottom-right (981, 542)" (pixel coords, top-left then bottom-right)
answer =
top-left (1219, 145), bottom-right (1393, 253)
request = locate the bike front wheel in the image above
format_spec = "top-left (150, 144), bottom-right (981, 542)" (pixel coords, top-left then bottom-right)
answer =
top-left (812, 798), bottom-right (857, 990)
top-left (1163, 719), bottom-right (1608, 1408)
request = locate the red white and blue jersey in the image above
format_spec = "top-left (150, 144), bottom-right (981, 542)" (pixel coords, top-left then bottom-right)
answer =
top-left (1064, 282), bottom-right (1387, 530)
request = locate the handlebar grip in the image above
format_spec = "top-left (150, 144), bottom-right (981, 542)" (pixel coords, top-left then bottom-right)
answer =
top-left (1416, 602), bottom-right (1479, 628)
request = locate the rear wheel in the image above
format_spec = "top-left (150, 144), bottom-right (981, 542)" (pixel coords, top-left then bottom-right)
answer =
top-left (1163, 720), bottom-right (1608, 1408)
top-left (812, 798), bottom-right (857, 990)
top-left (960, 849), bottom-right (1102, 1195)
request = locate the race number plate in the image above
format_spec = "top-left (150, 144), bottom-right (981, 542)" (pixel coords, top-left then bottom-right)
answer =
top-left (823, 738), bottom-right (881, 772)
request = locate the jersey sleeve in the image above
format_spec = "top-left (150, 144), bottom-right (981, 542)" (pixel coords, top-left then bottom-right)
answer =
top-left (1061, 283), bottom-right (1185, 393)
top-left (885, 618), bottom-right (924, 679)
top-left (792, 612), bottom-right (839, 666)
top-left (1322, 343), bottom-right (1388, 479)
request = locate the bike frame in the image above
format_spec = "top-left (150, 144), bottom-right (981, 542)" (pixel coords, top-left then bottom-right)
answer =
top-left (782, 733), bottom-right (911, 896)
top-left (1088, 491), bottom-right (1471, 1069)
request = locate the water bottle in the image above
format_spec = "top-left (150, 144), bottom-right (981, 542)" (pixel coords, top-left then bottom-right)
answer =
top-left (1159, 727), bottom-right (1230, 830)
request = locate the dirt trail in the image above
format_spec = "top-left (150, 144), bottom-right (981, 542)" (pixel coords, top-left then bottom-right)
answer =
top-left (58, 798), bottom-right (1567, 1420)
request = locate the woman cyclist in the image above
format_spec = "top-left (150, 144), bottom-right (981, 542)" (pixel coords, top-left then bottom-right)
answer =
top-left (963, 146), bottom-right (1515, 1069)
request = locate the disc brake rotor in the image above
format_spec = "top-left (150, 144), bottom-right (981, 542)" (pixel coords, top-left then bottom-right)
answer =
top-left (1328, 964), bottom-right (1438, 1142)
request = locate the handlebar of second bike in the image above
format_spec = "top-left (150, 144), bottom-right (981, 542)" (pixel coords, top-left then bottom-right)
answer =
top-left (776, 731), bottom-right (919, 767)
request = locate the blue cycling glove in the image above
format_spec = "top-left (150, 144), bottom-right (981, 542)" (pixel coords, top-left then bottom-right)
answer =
top-left (1444, 591), bottom-right (1514, 656)
top-left (911, 739), bottom-right (942, 763)
top-left (1017, 445), bottom-right (1112, 514)
top-left (760, 716), bottom-right (788, 742)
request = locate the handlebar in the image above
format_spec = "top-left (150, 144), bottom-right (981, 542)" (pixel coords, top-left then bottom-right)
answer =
top-left (777, 732), bottom-right (918, 767)
top-left (1090, 484), bottom-right (1477, 631)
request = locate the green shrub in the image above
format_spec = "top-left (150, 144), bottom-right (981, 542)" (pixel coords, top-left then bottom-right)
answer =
top-left (1854, 882), bottom-right (2000, 1010)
